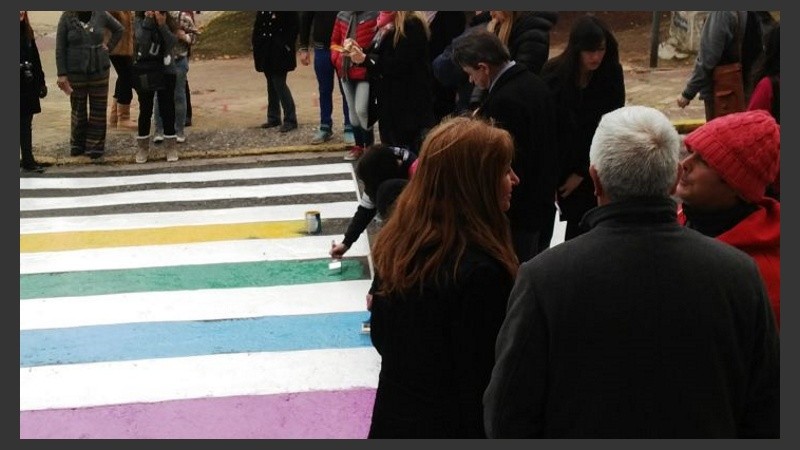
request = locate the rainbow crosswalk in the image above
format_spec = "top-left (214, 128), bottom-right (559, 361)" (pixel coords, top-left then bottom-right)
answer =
top-left (20, 161), bottom-right (380, 438)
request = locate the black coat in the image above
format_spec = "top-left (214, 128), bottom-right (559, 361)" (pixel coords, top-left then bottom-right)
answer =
top-left (507, 11), bottom-right (558, 74)
top-left (368, 247), bottom-right (513, 438)
top-left (477, 64), bottom-right (559, 230)
top-left (542, 60), bottom-right (625, 220)
top-left (20, 27), bottom-right (46, 116)
top-left (365, 16), bottom-right (435, 141)
top-left (252, 11), bottom-right (298, 74)
top-left (485, 198), bottom-right (780, 438)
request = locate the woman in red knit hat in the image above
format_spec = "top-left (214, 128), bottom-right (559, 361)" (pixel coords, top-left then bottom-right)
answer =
top-left (676, 109), bottom-right (780, 328)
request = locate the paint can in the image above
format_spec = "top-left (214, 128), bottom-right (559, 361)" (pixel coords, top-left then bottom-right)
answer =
top-left (305, 210), bottom-right (321, 235)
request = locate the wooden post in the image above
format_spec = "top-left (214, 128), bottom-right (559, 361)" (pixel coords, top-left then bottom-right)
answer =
top-left (650, 11), bottom-right (661, 68)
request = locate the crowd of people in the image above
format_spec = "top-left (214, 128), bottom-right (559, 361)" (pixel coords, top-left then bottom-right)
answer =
top-left (21, 10), bottom-right (780, 439)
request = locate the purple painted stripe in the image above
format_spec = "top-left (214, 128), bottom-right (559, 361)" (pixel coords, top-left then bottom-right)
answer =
top-left (20, 388), bottom-right (376, 439)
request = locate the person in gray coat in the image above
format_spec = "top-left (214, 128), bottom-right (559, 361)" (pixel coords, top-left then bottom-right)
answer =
top-left (55, 11), bottom-right (122, 159)
top-left (483, 105), bottom-right (779, 438)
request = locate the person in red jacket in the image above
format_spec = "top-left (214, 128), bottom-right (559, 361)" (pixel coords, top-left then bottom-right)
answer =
top-left (676, 109), bottom-right (780, 328)
top-left (330, 11), bottom-right (378, 160)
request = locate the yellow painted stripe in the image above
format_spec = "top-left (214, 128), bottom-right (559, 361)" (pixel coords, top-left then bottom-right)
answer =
top-left (673, 119), bottom-right (705, 135)
top-left (20, 221), bottom-right (308, 253)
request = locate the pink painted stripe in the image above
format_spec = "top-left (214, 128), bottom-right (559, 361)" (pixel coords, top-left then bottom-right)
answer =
top-left (20, 388), bottom-right (376, 439)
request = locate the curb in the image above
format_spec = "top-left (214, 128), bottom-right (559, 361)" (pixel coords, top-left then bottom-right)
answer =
top-left (673, 119), bottom-right (705, 135)
top-left (36, 142), bottom-right (350, 167)
top-left (34, 121), bottom-right (705, 168)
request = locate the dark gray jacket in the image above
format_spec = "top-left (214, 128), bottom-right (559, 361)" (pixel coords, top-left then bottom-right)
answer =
top-left (484, 198), bottom-right (779, 438)
top-left (56, 11), bottom-right (122, 78)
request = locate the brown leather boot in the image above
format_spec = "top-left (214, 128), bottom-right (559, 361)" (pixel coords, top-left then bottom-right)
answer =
top-left (108, 99), bottom-right (118, 128)
top-left (117, 103), bottom-right (137, 130)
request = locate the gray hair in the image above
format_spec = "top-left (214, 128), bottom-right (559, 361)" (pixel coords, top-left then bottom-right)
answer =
top-left (451, 28), bottom-right (511, 69)
top-left (589, 106), bottom-right (680, 201)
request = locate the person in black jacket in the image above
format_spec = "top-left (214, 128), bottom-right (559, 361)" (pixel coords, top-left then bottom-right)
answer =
top-left (484, 105), bottom-right (779, 438)
top-left (330, 144), bottom-right (417, 260)
top-left (433, 11), bottom-right (557, 114)
top-left (424, 11), bottom-right (466, 122)
top-left (252, 11), bottom-right (299, 132)
top-left (452, 28), bottom-right (559, 263)
top-left (347, 11), bottom-right (435, 154)
top-left (541, 14), bottom-right (625, 240)
top-left (368, 116), bottom-right (519, 438)
top-left (20, 11), bottom-right (48, 173)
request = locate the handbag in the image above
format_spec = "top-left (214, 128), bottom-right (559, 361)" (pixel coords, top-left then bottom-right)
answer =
top-left (131, 60), bottom-right (165, 92)
top-left (712, 62), bottom-right (745, 118)
top-left (711, 12), bottom-right (746, 119)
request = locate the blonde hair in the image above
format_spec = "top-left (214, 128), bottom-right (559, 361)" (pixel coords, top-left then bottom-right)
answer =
top-left (393, 11), bottom-right (430, 47)
top-left (487, 11), bottom-right (519, 46)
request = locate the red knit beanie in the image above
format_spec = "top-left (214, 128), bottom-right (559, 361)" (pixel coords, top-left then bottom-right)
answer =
top-left (684, 110), bottom-right (780, 203)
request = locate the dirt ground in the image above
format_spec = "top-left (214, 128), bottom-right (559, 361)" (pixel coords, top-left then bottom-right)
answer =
top-left (27, 11), bottom-right (703, 166)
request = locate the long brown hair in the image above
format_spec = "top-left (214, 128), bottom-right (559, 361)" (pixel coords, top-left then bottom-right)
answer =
top-left (372, 116), bottom-right (518, 296)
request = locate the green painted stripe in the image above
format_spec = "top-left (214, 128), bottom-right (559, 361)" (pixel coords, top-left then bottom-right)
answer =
top-left (20, 258), bottom-right (368, 300)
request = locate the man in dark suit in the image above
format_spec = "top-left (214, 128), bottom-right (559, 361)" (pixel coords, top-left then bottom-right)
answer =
top-left (452, 29), bottom-right (559, 262)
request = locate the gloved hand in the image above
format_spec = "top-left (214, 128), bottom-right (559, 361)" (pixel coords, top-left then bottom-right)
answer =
top-left (39, 84), bottom-right (47, 98)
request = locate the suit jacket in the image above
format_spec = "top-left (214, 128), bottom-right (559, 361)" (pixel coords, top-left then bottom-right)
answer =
top-left (476, 63), bottom-right (559, 230)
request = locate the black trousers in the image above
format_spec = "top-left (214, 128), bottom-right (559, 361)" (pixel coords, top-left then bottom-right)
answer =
top-left (20, 112), bottom-right (36, 166)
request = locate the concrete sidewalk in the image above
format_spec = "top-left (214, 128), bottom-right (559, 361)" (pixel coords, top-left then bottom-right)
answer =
top-left (26, 11), bottom-right (705, 167)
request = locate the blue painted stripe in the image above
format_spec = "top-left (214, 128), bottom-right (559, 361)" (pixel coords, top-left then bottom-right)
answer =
top-left (20, 312), bottom-right (372, 368)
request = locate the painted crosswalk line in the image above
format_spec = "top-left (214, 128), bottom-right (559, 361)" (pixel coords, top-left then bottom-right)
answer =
top-left (20, 161), bottom-right (381, 438)
top-left (20, 348), bottom-right (380, 411)
top-left (21, 280), bottom-right (374, 330)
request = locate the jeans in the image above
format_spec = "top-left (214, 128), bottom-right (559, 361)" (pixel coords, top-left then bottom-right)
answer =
top-left (155, 57), bottom-right (188, 136)
top-left (340, 80), bottom-right (370, 130)
top-left (314, 47), bottom-right (350, 131)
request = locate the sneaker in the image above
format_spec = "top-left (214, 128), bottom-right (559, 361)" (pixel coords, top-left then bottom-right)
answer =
top-left (153, 133), bottom-right (164, 144)
top-left (176, 135), bottom-right (186, 143)
top-left (343, 128), bottom-right (355, 145)
top-left (344, 145), bottom-right (364, 161)
top-left (311, 128), bottom-right (333, 144)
